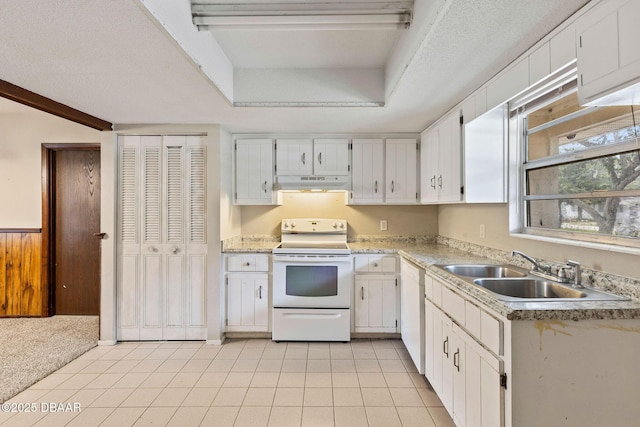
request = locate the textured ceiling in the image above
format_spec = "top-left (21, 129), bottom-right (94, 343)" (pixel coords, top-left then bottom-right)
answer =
top-left (0, 0), bottom-right (590, 133)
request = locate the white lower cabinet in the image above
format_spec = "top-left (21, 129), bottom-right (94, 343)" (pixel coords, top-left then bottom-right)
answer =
top-left (225, 253), bottom-right (270, 332)
top-left (226, 273), bottom-right (269, 332)
top-left (354, 255), bottom-right (399, 333)
top-left (354, 275), bottom-right (397, 333)
top-left (424, 273), bottom-right (504, 427)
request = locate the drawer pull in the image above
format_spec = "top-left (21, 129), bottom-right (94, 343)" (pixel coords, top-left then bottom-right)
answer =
top-left (361, 286), bottom-right (364, 300)
top-left (258, 286), bottom-right (263, 299)
top-left (443, 336), bottom-right (449, 357)
top-left (453, 349), bottom-right (460, 371)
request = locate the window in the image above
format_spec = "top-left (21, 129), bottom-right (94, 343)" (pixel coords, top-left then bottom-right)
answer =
top-left (514, 86), bottom-right (640, 248)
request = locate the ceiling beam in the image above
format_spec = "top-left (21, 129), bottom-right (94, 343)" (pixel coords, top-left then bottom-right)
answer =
top-left (0, 79), bottom-right (112, 131)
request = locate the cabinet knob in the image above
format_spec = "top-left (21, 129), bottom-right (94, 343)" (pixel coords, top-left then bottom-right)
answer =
top-left (172, 246), bottom-right (179, 254)
top-left (149, 247), bottom-right (158, 253)
top-left (245, 262), bottom-right (251, 266)
top-left (373, 262), bottom-right (379, 267)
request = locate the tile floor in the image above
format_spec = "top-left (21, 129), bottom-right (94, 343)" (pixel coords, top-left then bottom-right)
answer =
top-left (0, 339), bottom-right (455, 427)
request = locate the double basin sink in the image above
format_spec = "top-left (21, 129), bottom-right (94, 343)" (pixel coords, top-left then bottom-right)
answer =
top-left (436, 264), bottom-right (629, 302)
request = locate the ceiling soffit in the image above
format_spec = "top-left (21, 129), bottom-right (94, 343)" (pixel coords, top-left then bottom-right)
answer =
top-left (162, 0), bottom-right (417, 106)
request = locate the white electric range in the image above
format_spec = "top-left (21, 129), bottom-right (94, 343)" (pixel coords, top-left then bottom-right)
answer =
top-left (272, 218), bottom-right (353, 342)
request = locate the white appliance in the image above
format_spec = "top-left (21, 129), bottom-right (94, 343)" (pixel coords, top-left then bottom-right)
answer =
top-left (272, 218), bottom-right (352, 342)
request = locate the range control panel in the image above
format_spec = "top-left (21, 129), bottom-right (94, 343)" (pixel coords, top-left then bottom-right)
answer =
top-left (281, 218), bottom-right (347, 234)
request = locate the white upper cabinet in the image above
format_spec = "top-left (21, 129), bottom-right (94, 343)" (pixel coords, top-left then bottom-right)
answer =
top-left (385, 138), bottom-right (418, 204)
top-left (577, 0), bottom-right (640, 105)
top-left (313, 139), bottom-right (349, 175)
top-left (464, 106), bottom-right (508, 203)
top-left (350, 139), bottom-right (384, 204)
top-left (234, 139), bottom-right (275, 205)
top-left (421, 111), bottom-right (462, 204)
top-left (275, 138), bottom-right (349, 176)
top-left (275, 138), bottom-right (313, 175)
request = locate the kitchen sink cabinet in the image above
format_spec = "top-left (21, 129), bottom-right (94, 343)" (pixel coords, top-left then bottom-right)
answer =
top-left (224, 253), bottom-right (270, 332)
top-left (420, 110), bottom-right (462, 204)
top-left (354, 255), bottom-right (399, 333)
top-left (426, 298), bottom-right (504, 427)
top-left (576, 0), bottom-right (640, 105)
top-left (385, 138), bottom-right (418, 204)
top-left (234, 139), bottom-right (275, 205)
top-left (350, 139), bottom-right (384, 204)
top-left (422, 266), bottom-right (640, 427)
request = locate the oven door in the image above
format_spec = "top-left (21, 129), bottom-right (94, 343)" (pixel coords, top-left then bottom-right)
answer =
top-left (272, 254), bottom-right (352, 308)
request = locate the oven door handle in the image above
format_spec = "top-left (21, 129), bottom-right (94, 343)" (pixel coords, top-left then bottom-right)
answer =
top-left (272, 256), bottom-right (352, 263)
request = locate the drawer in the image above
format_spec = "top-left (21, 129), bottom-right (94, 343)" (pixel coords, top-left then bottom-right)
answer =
top-left (227, 254), bottom-right (270, 272)
top-left (481, 310), bottom-right (503, 355)
top-left (441, 286), bottom-right (465, 326)
top-left (355, 255), bottom-right (397, 273)
top-left (465, 300), bottom-right (482, 339)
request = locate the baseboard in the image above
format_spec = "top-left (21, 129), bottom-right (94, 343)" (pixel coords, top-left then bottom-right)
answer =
top-left (98, 340), bottom-right (117, 346)
top-left (206, 337), bottom-right (225, 345)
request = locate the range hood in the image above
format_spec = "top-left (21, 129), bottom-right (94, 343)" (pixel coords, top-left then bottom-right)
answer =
top-left (276, 175), bottom-right (350, 190)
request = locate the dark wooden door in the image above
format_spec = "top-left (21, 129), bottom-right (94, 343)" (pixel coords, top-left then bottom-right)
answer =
top-left (54, 150), bottom-right (101, 315)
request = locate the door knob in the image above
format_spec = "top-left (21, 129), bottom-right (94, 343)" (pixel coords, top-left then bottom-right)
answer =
top-left (93, 232), bottom-right (107, 239)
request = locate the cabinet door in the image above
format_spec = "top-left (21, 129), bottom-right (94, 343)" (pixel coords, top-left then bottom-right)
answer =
top-left (276, 139), bottom-right (313, 175)
top-left (452, 329), bottom-right (467, 427)
top-left (351, 139), bottom-right (384, 204)
top-left (227, 274), bottom-right (269, 331)
top-left (386, 139), bottom-right (418, 204)
top-left (420, 127), bottom-right (439, 203)
top-left (355, 275), bottom-right (397, 332)
top-left (438, 112), bottom-right (462, 203)
top-left (577, 0), bottom-right (640, 104)
top-left (235, 139), bottom-right (274, 204)
top-left (313, 139), bottom-right (349, 175)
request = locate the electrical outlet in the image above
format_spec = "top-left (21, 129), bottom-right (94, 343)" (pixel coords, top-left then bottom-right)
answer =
top-left (479, 223), bottom-right (486, 238)
top-left (380, 220), bottom-right (388, 231)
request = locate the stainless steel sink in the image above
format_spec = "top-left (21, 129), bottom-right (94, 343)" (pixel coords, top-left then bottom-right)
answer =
top-left (473, 278), bottom-right (587, 299)
top-left (436, 263), bottom-right (630, 302)
top-left (441, 264), bottom-right (526, 278)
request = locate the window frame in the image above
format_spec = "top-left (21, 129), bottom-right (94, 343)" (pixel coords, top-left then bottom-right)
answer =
top-left (509, 69), bottom-right (640, 251)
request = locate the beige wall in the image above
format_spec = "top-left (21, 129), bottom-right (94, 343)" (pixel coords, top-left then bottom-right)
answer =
top-left (0, 110), bottom-right (101, 228)
top-left (438, 204), bottom-right (640, 280)
top-left (241, 191), bottom-right (439, 238)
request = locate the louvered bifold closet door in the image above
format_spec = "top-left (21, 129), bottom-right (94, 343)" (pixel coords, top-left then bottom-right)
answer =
top-left (185, 137), bottom-right (207, 339)
top-left (117, 135), bottom-right (207, 341)
top-left (117, 135), bottom-right (142, 340)
top-left (140, 136), bottom-right (163, 340)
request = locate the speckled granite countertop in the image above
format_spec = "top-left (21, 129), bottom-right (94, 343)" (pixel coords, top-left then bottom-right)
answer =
top-left (222, 235), bottom-right (640, 321)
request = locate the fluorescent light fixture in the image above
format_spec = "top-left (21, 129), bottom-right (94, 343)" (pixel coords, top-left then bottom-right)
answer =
top-left (192, 1), bottom-right (413, 31)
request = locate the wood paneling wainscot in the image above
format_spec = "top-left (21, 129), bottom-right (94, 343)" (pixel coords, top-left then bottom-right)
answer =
top-left (0, 230), bottom-right (43, 316)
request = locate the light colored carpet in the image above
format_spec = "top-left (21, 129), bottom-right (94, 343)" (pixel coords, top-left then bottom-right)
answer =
top-left (0, 315), bottom-right (99, 403)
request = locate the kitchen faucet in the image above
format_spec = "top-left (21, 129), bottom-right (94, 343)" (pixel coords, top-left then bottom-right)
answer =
top-left (566, 260), bottom-right (583, 288)
top-left (511, 250), bottom-right (542, 272)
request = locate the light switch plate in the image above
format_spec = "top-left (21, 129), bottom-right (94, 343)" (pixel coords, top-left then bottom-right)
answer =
top-left (380, 220), bottom-right (388, 231)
